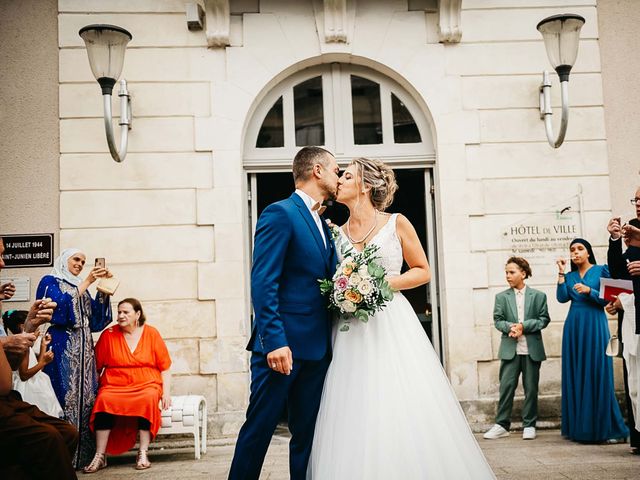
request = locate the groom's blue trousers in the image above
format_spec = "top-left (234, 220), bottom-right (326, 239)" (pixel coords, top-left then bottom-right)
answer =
top-left (228, 351), bottom-right (330, 480)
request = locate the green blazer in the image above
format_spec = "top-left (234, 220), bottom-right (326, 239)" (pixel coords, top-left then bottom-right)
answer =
top-left (493, 287), bottom-right (550, 362)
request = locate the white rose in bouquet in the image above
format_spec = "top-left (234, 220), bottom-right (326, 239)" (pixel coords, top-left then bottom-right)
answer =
top-left (358, 264), bottom-right (370, 278)
top-left (348, 273), bottom-right (362, 287)
top-left (359, 279), bottom-right (373, 295)
top-left (341, 300), bottom-right (357, 313)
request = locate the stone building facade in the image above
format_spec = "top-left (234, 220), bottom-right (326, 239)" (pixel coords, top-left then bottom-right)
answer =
top-left (1, 0), bottom-right (639, 437)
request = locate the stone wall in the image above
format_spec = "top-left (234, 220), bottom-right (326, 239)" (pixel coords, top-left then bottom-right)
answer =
top-left (0, 0), bottom-right (59, 306)
top-left (599, 0), bottom-right (640, 214)
top-left (57, 0), bottom-right (248, 436)
top-left (51, 0), bottom-right (613, 436)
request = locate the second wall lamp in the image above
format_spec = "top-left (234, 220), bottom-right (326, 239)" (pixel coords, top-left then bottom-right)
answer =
top-left (536, 14), bottom-right (585, 148)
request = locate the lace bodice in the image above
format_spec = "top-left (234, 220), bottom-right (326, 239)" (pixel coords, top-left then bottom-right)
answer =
top-left (337, 213), bottom-right (403, 276)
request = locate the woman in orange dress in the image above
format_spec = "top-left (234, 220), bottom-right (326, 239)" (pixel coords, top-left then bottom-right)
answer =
top-left (84, 298), bottom-right (171, 473)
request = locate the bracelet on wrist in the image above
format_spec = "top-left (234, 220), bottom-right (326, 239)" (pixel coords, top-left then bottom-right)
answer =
top-left (558, 272), bottom-right (565, 276)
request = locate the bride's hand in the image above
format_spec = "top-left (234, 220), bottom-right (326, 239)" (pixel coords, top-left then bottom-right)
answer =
top-left (385, 276), bottom-right (399, 291)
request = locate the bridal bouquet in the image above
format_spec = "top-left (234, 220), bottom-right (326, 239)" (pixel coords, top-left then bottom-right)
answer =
top-left (318, 243), bottom-right (394, 331)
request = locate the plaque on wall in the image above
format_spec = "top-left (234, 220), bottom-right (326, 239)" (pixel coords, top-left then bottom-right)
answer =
top-left (501, 195), bottom-right (582, 277)
top-left (0, 276), bottom-right (30, 302)
top-left (1, 234), bottom-right (54, 268)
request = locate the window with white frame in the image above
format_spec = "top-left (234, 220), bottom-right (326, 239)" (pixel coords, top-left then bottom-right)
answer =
top-left (244, 64), bottom-right (435, 170)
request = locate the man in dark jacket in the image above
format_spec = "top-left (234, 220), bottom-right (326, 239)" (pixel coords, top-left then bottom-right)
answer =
top-left (606, 192), bottom-right (640, 454)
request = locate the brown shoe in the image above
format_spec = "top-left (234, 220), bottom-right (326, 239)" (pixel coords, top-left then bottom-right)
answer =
top-left (83, 453), bottom-right (107, 474)
top-left (135, 449), bottom-right (151, 470)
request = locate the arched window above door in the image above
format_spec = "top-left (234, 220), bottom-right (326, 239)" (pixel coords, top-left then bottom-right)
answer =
top-left (294, 76), bottom-right (325, 147)
top-left (246, 64), bottom-right (434, 169)
top-left (256, 97), bottom-right (284, 148)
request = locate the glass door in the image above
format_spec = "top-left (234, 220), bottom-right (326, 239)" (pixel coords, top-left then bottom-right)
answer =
top-left (247, 167), bottom-right (442, 359)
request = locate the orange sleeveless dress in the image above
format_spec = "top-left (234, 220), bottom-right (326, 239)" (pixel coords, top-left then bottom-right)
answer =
top-left (90, 324), bottom-right (171, 454)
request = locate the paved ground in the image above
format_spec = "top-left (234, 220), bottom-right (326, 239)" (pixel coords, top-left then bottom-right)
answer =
top-left (90, 429), bottom-right (638, 479)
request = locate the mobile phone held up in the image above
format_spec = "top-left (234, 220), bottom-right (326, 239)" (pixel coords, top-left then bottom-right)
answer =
top-left (95, 257), bottom-right (106, 269)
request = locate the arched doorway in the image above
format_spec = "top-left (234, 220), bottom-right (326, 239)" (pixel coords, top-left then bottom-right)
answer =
top-left (243, 63), bottom-right (443, 359)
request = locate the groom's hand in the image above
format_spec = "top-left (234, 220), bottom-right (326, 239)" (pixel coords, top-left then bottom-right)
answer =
top-left (267, 346), bottom-right (293, 375)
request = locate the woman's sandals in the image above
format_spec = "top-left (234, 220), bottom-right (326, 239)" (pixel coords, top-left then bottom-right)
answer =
top-left (135, 449), bottom-right (151, 470)
top-left (83, 453), bottom-right (107, 474)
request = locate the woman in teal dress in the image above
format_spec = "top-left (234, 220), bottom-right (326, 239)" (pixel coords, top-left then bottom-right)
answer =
top-left (556, 238), bottom-right (628, 442)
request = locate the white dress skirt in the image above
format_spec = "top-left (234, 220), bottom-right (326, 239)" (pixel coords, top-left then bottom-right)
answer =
top-left (12, 337), bottom-right (64, 418)
top-left (308, 215), bottom-right (495, 479)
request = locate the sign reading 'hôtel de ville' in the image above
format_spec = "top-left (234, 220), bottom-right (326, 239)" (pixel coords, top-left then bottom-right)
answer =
top-left (505, 221), bottom-right (579, 254)
top-left (502, 200), bottom-right (582, 267)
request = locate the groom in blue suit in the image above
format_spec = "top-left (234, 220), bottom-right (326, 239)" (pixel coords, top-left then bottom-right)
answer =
top-left (228, 147), bottom-right (340, 480)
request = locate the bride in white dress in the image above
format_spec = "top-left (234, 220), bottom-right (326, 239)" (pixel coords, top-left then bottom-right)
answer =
top-left (308, 158), bottom-right (495, 479)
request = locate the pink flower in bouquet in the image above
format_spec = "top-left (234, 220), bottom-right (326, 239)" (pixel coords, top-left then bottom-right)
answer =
top-left (335, 276), bottom-right (349, 291)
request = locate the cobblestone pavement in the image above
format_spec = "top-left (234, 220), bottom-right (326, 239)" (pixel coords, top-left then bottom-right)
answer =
top-left (90, 430), bottom-right (638, 479)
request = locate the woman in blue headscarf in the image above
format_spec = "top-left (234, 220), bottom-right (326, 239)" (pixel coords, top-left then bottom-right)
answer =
top-left (556, 238), bottom-right (628, 443)
top-left (36, 248), bottom-right (113, 469)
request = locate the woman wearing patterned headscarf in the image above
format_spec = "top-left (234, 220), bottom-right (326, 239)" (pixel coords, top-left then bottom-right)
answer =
top-left (556, 238), bottom-right (628, 443)
top-left (36, 248), bottom-right (113, 469)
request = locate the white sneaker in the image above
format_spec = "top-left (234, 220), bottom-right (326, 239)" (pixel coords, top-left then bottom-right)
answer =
top-left (522, 427), bottom-right (536, 440)
top-left (483, 424), bottom-right (510, 439)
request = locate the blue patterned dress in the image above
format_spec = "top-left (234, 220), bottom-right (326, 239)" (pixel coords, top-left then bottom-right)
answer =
top-left (557, 264), bottom-right (629, 442)
top-left (37, 275), bottom-right (112, 468)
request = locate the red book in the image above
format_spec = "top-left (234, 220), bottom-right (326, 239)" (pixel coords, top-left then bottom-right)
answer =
top-left (599, 278), bottom-right (634, 303)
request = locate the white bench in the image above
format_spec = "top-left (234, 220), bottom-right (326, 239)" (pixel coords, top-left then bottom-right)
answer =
top-left (157, 395), bottom-right (207, 459)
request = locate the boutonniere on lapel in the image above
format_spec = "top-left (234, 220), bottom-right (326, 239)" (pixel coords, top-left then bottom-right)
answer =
top-left (325, 219), bottom-right (340, 241)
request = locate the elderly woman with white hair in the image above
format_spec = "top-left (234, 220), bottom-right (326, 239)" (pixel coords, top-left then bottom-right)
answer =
top-left (36, 248), bottom-right (113, 469)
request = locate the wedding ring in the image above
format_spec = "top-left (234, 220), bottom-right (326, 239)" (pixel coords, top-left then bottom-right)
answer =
top-left (271, 363), bottom-right (277, 369)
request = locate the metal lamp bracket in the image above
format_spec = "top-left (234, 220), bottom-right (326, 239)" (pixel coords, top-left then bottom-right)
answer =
top-left (103, 79), bottom-right (132, 163)
top-left (539, 70), bottom-right (569, 149)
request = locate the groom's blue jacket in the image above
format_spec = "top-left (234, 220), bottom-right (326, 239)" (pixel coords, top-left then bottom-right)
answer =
top-left (247, 192), bottom-right (337, 360)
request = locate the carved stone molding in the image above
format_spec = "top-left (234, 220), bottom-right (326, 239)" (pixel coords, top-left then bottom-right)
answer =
top-left (437, 0), bottom-right (462, 43)
top-left (324, 0), bottom-right (348, 43)
top-left (204, 0), bottom-right (230, 48)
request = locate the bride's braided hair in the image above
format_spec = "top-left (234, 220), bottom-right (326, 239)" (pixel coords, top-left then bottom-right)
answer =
top-left (351, 157), bottom-right (398, 211)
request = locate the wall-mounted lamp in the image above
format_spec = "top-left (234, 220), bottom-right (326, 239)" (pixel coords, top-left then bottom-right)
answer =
top-left (79, 24), bottom-right (133, 163)
top-left (536, 14), bottom-right (585, 148)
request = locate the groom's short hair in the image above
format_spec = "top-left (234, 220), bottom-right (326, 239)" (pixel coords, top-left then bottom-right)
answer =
top-left (292, 146), bottom-right (334, 183)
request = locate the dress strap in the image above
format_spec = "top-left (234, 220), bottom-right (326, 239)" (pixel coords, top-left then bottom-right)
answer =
top-left (374, 213), bottom-right (400, 246)
top-left (385, 213), bottom-right (400, 236)
top-left (390, 213), bottom-right (399, 227)
top-left (390, 213), bottom-right (401, 241)
top-left (379, 213), bottom-right (398, 232)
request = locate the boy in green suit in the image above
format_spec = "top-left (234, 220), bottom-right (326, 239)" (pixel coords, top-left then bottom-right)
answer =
top-left (484, 256), bottom-right (550, 440)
